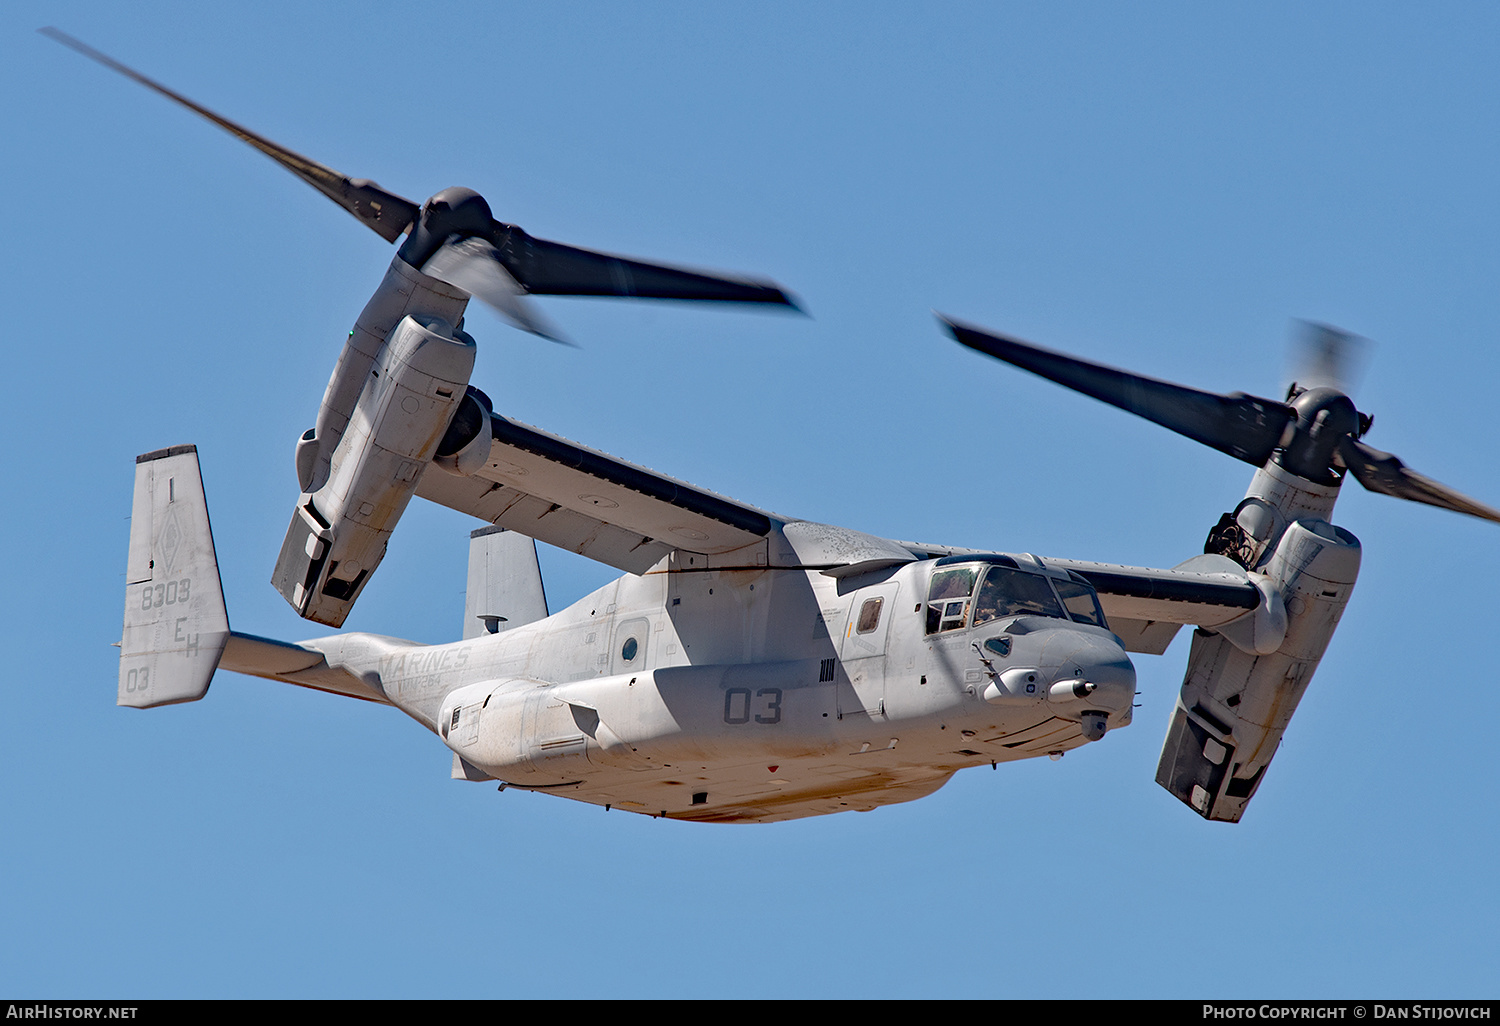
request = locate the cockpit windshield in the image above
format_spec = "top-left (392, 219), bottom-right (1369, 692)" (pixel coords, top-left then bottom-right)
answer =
top-left (1053, 576), bottom-right (1108, 627)
top-left (972, 565), bottom-right (1065, 626)
top-left (924, 560), bottom-right (1108, 635)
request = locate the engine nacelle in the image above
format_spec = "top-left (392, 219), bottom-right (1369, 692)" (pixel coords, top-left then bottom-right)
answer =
top-left (431, 388), bottom-right (492, 477)
top-left (272, 312), bottom-right (477, 625)
top-left (299, 256), bottom-right (470, 495)
top-left (1156, 516), bottom-right (1361, 822)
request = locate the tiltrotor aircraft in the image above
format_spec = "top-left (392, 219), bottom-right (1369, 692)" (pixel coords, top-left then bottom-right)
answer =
top-left (58, 31), bottom-right (1500, 824)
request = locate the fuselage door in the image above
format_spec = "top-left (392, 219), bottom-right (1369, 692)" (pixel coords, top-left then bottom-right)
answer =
top-left (841, 583), bottom-right (900, 661)
top-left (837, 581), bottom-right (900, 722)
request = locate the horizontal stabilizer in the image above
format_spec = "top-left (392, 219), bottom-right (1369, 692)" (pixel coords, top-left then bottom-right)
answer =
top-left (120, 446), bottom-right (230, 708)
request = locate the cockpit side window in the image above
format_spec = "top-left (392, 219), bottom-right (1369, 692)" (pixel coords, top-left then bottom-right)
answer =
top-left (972, 565), bottom-right (1066, 627)
top-left (1054, 577), bottom-right (1109, 628)
top-left (925, 567), bottom-right (979, 634)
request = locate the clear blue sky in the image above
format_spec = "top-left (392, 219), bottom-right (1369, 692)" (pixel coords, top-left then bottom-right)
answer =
top-left (4, 1), bottom-right (1498, 998)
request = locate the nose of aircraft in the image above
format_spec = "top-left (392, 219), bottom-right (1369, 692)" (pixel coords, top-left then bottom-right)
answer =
top-left (1046, 629), bottom-right (1137, 718)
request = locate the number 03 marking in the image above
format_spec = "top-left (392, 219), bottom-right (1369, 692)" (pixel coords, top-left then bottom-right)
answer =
top-left (724, 687), bottom-right (782, 725)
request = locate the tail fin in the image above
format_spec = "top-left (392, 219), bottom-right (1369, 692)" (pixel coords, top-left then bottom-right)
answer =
top-left (120, 446), bottom-right (230, 708)
top-left (462, 525), bottom-right (549, 639)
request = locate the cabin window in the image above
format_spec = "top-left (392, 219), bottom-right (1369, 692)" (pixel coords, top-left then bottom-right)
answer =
top-left (856, 597), bottom-right (884, 634)
top-left (613, 618), bottom-right (650, 673)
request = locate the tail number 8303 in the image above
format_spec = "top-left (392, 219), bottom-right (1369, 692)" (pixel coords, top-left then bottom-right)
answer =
top-left (140, 578), bottom-right (191, 610)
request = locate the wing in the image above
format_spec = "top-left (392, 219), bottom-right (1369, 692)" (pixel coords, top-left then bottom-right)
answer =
top-left (1044, 555), bottom-right (1264, 654)
top-left (417, 415), bottom-right (1279, 619)
top-left (416, 413), bottom-right (780, 573)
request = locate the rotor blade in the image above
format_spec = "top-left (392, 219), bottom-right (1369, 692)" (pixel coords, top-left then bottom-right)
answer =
top-left (42, 27), bottom-right (419, 243)
top-left (1289, 320), bottom-right (1368, 397)
top-left (421, 238), bottom-right (571, 345)
top-left (489, 224), bottom-right (801, 308)
top-left (941, 315), bottom-right (1297, 466)
top-left (1338, 437), bottom-right (1500, 524)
